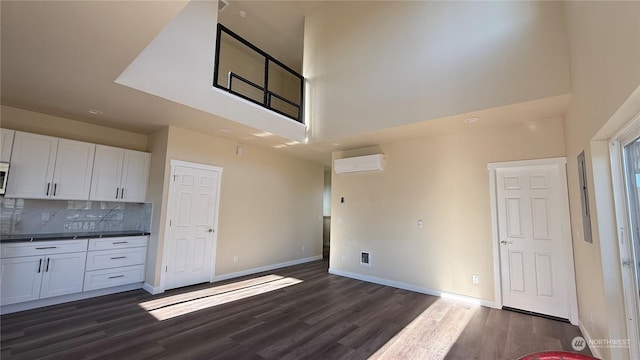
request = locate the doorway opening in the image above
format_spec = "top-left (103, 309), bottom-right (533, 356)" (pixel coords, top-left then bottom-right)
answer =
top-left (322, 169), bottom-right (331, 259)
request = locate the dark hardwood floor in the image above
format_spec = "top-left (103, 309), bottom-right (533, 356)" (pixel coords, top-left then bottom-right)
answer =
top-left (0, 259), bottom-right (591, 359)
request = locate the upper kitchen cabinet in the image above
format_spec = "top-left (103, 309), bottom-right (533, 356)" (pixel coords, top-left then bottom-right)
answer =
top-left (6, 132), bottom-right (95, 200)
top-left (90, 145), bottom-right (150, 203)
top-left (0, 129), bottom-right (15, 162)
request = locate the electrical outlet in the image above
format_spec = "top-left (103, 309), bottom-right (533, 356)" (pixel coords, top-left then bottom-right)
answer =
top-left (472, 274), bottom-right (479, 284)
top-left (417, 220), bottom-right (423, 229)
top-left (233, 255), bottom-right (238, 262)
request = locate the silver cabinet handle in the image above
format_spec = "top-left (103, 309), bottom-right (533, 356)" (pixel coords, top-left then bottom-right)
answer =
top-left (110, 256), bottom-right (126, 260)
top-left (53, 183), bottom-right (57, 196)
top-left (46, 183), bottom-right (51, 196)
top-left (108, 275), bottom-right (124, 279)
top-left (115, 187), bottom-right (120, 199)
top-left (120, 188), bottom-right (125, 199)
top-left (37, 259), bottom-right (42, 273)
top-left (45, 258), bottom-right (51, 272)
top-left (112, 241), bottom-right (128, 244)
top-left (36, 246), bottom-right (57, 250)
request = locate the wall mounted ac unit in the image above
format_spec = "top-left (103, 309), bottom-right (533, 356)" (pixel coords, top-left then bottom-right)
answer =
top-left (334, 154), bottom-right (385, 174)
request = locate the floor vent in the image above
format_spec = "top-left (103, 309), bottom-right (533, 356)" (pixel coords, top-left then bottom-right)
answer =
top-left (360, 251), bottom-right (371, 267)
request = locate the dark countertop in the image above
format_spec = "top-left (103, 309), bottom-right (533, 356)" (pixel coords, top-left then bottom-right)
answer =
top-left (0, 231), bottom-right (151, 243)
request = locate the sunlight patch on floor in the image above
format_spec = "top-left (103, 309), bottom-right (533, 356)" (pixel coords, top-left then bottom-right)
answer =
top-left (139, 274), bottom-right (302, 320)
top-left (369, 298), bottom-right (478, 360)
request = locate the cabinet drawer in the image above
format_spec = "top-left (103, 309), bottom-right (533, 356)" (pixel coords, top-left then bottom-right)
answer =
top-left (83, 265), bottom-right (145, 292)
top-left (1, 240), bottom-right (88, 258)
top-left (85, 247), bottom-right (147, 271)
top-left (88, 236), bottom-right (147, 251)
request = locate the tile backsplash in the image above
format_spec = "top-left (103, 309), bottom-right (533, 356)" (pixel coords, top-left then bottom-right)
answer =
top-left (0, 198), bottom-right (151, 235)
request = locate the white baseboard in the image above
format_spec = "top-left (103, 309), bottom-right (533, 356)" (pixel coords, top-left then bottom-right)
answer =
top-left (212, 255), bottom-right (323, 283)
top-left (328, 267), bottom-right (498, 309)
top-left (579, 320), bottom-right (603, 359)
top-left (0, 283), bottom-right (143, 315)
top-left (143, 282), bottom-right (164, 295)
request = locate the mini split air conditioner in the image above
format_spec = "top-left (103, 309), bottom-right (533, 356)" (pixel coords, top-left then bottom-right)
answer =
top-left (334, 154), bottom-right (385, 174)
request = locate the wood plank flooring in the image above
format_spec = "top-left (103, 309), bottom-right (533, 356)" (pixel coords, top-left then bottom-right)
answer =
top-left (0, 259), bottom-right (592, 359)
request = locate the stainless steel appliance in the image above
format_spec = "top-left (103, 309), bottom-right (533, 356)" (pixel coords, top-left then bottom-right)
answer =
top-left (0, 162), bottom-right (9, 194)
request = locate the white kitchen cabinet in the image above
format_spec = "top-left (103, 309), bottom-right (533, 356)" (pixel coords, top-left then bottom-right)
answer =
top-left (90, 145), bottom-right (150, 202)
top-left (39, 252), bottom-right (87, 299)
top-left (5, 132), bottom-right (58, 199)
top-left (0, 255), bottom-right (44, 305)
top-left (6, 132), bottom-right (95, 200)
top-left (84, 236), bottom-right (148, 291)
top-left (0, 240), bottom-right (88, 306)
top-left (120, 150), bottom-right (150, 202)
top-left (0, 129), bottom-right (15, 162)
top-left (50, 139), bottom-right (95, 200)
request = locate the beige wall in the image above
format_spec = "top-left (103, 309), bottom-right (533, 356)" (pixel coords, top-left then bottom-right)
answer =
top-left (146, 126), bottom-right (324, 287)
top-left (303, 1), bottom-right (571, 141)
top-left (562, 2), bottom-right (640, 359)
top-left (0, 105), bottom-right (147, 151)
top-left (330, 117), bottom-right (566, 301)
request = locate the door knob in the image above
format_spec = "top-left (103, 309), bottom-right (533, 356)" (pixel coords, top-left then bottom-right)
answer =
top-left (500, 240), bottom-right (513, 245)
top-left (207, 228), bottom-right (214, 233)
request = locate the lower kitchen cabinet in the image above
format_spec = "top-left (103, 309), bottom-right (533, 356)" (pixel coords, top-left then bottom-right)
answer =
top-left (84, 236), bottom-right (148, 291)
top-left (0, 255), bottom-right (44, 305)
top-left (84, 265), bottom-right (145, 291)
top-left (1, 236), bottom-right (148, 312)
top-left (40, 252), bottom-right (87, 299)
top-left (0, 242), bottom-right (87, 306)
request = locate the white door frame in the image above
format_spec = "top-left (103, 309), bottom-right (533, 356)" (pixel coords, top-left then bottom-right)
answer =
top-left (488, 157), bottom-right (579, 325)
top-left (159, 159), bottom-right (223, 293)
top-left (609, 112), bottom-right (640, 360)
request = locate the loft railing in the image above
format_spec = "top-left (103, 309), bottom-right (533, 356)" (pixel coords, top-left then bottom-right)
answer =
top-left (213, 24), bottom-right (304, 124)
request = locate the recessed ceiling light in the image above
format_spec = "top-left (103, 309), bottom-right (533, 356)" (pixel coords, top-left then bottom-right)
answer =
top-left (88, 109), bottom-right (103, 115)
top-left (332, 143), bottom-right (340, 146)
top-left (273, 144), bottom-right (287, 149)
top-left (239, 10), bottom-right (246, 18)
top-left (464, 117), bottom-right (480, 123)
top-left (221, 128), bottom-right (232, 133)
top-left (285, 141), bottom-right (299, 146)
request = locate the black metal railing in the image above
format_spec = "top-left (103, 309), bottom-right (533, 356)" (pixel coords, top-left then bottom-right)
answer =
top-left (213, 24), bottom-right (304, 123)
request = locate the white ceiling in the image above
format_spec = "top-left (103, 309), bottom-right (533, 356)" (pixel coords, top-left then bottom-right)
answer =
top-left (0, 1), bottom-right (569, 167)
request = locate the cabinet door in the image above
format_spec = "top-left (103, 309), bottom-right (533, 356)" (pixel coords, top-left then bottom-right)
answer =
top-left (5, 132), bottom-right (58, 199)
top-left (120, 150), bottom-right (150, 202)
top-left (51, 139), bottom-right (95, 200)
top-left (89, 145), bottom-right (125, 201)
top-left (40, 252), bottom-right (87, 299)
top-left (0, 256), bottom-right (44, 305)
top-left (0, 129), bottom-right (15, 162)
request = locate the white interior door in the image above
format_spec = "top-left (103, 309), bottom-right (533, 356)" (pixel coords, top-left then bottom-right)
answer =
top-left (164, 162), bottom-right (221, 291)
top-left (496, 162), bottom-right (571, 319)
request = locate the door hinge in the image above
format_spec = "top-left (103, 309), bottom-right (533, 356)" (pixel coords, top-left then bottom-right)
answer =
top-left (169, 219), bottom-right (172, 227)
top-left (165, 266), bottom-right (168, 273)
top-left (173, 175), bottom-right (178, 182)
top-left (622, 259), bottom-right (633, 267)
